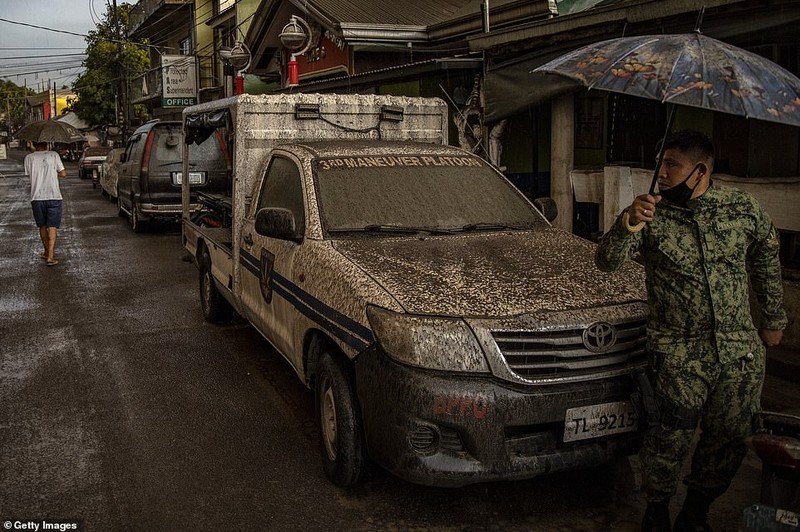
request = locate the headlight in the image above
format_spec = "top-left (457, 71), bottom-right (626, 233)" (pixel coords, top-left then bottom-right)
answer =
top-left (366, 305), bottom-right (489, 373)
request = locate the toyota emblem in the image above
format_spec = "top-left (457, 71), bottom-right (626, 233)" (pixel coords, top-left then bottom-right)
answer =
top-left (582, 322), bottom-right (617, 353)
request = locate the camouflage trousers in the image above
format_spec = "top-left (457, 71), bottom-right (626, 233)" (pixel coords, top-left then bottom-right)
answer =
top-left (640, 339), bottom-right (766, 502)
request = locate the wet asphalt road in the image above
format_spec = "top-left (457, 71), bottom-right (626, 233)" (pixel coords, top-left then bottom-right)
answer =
top-left (1, 151), bottom-right (799, 532)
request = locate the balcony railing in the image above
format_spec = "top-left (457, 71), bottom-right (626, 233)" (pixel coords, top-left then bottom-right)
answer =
top-left (130, 68), bottom-right (162, 104)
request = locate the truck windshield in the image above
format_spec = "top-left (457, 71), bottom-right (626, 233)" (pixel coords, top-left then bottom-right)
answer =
top-left (313, 154), bottom-right (547, 234)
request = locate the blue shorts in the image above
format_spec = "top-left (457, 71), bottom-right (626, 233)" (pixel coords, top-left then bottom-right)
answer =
top-left (31, 200), bottom-right (63, 228)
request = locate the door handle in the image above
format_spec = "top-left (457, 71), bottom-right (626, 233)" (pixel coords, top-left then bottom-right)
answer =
top-left (243, 233), bottom-right (254, 246)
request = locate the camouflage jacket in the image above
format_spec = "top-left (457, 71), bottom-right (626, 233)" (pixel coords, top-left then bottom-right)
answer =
top-left (595, 183), bottom-right (786, 361)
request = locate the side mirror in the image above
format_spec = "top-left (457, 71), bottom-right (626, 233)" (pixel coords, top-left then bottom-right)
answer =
top-left (533, 197), bottom-right (558, 222)
top-left (255, 207), bottom-right (301, 242)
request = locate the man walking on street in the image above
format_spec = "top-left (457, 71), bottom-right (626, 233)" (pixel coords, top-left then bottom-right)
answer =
top-left (594, 130), bottom-right (786, 531)
top-left (24, 141), bottom-right (67, 266)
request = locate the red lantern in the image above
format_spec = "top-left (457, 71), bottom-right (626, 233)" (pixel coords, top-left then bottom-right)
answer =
top-left (235, 73), bottom-right (245, 95)
top-left (288, 55), bottom-right (299, 86)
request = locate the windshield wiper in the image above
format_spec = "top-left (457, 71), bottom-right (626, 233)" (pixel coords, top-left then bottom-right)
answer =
top-left (459, 222), bottom-right (526, 232)
top-left (328, 224), bottom-right (453, 235)
top-left (159, 162), bottom-right (196, 167)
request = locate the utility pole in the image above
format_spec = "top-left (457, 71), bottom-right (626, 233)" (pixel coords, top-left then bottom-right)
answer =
top-left (113, 0), bottom-right (128, 139)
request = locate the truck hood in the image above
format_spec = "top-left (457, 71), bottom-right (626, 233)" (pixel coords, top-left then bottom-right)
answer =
top-left (331, 228), bottom-right (646, 317)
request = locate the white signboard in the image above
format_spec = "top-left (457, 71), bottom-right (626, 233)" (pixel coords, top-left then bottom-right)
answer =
top-left (161, 55), bottom-right (198, 108)
top-left (0, 144), bottom-right (6, 160)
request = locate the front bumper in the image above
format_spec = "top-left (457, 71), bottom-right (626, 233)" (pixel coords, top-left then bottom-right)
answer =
top-left (354, 346), bottom-right (644, 487)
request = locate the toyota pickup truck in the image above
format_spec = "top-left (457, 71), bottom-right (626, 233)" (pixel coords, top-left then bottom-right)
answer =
top-left (181, 94), bottom-right (649, 487)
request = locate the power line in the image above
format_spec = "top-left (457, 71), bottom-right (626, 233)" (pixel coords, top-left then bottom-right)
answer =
top-left (3, 64), bottom-right (85, 77)
top-left (0, 17), bottom-right (88, 37)
top-left (0, 53), bottom-right (87, 61)
top-left (0, 47), bottom-right (86, 51)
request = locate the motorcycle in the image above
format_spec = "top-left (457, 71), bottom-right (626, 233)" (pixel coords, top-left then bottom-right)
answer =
top-left (742, 412), bottom-right (800, 531)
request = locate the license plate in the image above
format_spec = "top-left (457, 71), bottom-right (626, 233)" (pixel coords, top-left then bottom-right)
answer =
top-left (172, 171), bottom-right (204, 185)
top-left (563, 401), bottom-right (638, 442)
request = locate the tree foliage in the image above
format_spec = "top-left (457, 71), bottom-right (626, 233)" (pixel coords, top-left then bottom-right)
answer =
top-left (0, 80), bottom-right (34, 133)
top-left (68, 3), bottom-right (149, 126)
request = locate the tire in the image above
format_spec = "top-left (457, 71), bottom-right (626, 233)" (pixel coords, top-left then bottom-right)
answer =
top-left (199, 251), bottom-right (231, 323)
top-left (316, 351), bottom-right (365, 487)
top-left (131, 202), bottom-right (148, 233)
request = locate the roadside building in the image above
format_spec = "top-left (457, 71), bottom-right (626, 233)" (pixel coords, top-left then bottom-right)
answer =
top-left (466, 0), bottom-right (800, 346)
top-left (243, 0), bottom-right (555, 156)
top-left (129, 0), bottom-right (197, 121)
top-left (194, 0), bottom-right (265, 100)
top-left (146, 0), bottom-right (799, 346)
top-left (25, 87), bottom-right (76, 122)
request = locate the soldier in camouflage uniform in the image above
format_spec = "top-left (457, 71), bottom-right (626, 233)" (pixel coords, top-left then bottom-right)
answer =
top-left (595, 130), bottom-right (786, 532)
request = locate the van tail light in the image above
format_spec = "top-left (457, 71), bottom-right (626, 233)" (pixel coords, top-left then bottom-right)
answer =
top-left (141, 130), bottom-right (155, 178)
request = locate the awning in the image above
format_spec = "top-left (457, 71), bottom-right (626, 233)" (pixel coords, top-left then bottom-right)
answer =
top-left (288, 57), bottom-right (483, 93)
top-left (484, 50), bottom-right (579, 122)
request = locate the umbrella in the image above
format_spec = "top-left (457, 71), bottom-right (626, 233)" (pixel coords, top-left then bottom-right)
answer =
top-left (14, 119), bottom-right (85, 144)
top-left (532, 32), bottom-right (800, 127)
top-left (530, 31), bottom-right (800, 193)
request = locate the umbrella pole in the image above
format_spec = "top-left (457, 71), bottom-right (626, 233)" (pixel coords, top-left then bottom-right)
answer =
top-left (649, 104), bottom-right (677, 196)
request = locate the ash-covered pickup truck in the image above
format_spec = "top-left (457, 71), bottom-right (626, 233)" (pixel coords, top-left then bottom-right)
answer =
top-left (181, 94), bottom-right (648, 487)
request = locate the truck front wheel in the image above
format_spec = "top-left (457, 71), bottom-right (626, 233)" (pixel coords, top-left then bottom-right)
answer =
top-left (199, 251), bottom-right (231, 323)
top-left (316, 351), bottom-right (365, 487)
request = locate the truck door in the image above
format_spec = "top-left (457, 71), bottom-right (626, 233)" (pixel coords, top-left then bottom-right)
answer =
top-left (239, 155), bottom-right (306, 366)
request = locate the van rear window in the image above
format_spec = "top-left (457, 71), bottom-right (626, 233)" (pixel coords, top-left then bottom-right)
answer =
top-left (152, 126), bottom-right (227, 169)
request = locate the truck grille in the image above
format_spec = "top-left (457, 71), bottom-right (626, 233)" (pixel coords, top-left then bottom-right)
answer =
top-left (491, 320), bottom-right (647, 380)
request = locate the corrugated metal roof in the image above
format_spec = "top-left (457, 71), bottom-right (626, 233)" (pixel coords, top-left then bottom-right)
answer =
top-left (308, 0), bottom-right (522, 26)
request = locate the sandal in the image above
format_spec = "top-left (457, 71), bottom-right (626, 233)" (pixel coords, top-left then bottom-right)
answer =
top-left (46, 259), bottom-right (59, 267)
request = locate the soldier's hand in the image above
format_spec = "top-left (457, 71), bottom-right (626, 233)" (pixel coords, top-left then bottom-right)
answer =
top-left (760, 329), bottom-right (783, 347)
top-left (627, 194), bottom-right (661, 225)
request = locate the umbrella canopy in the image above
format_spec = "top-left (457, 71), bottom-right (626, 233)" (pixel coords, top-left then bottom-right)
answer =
top-left (531, 32), bottom-right (800, 127)
top-left (15, 119), bottom-right (85, 144)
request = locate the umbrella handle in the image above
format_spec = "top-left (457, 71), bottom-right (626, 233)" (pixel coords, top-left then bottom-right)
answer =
top-left (649, 104), bottom-right (677, 196)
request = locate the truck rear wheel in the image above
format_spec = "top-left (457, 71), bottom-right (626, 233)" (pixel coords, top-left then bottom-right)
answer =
top-left (200, 251), bottom-right (231, 323)
top-left (316, 351), bottom-right (365, 486)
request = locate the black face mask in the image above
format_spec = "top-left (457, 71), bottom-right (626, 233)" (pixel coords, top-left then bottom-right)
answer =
top-left (659, 163), bottom-right (702, 207)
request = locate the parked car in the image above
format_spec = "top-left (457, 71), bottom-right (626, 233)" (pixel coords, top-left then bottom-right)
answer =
top-left (117, 119), bottom-right (230, 232)
top-left (79, 146), bottom-right (112, 187)
top-left (99, 147), bottom-right (124, 200)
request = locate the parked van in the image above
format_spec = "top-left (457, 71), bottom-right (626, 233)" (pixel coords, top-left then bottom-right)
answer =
top-left (118, 119), bottom-right (230, 232)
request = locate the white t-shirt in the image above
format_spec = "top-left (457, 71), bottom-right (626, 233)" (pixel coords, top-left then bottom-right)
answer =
top-left (24, 150), bottom-right (65, 201)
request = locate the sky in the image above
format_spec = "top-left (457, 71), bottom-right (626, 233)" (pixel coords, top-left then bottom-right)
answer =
top-left (0, 0), bottom-right (127, 91)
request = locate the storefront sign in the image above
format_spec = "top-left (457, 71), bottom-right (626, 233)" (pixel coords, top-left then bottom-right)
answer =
top-left (296, 32), bottom-right (350, 80)
top-left (162, 55), bottom-right (198, 108)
